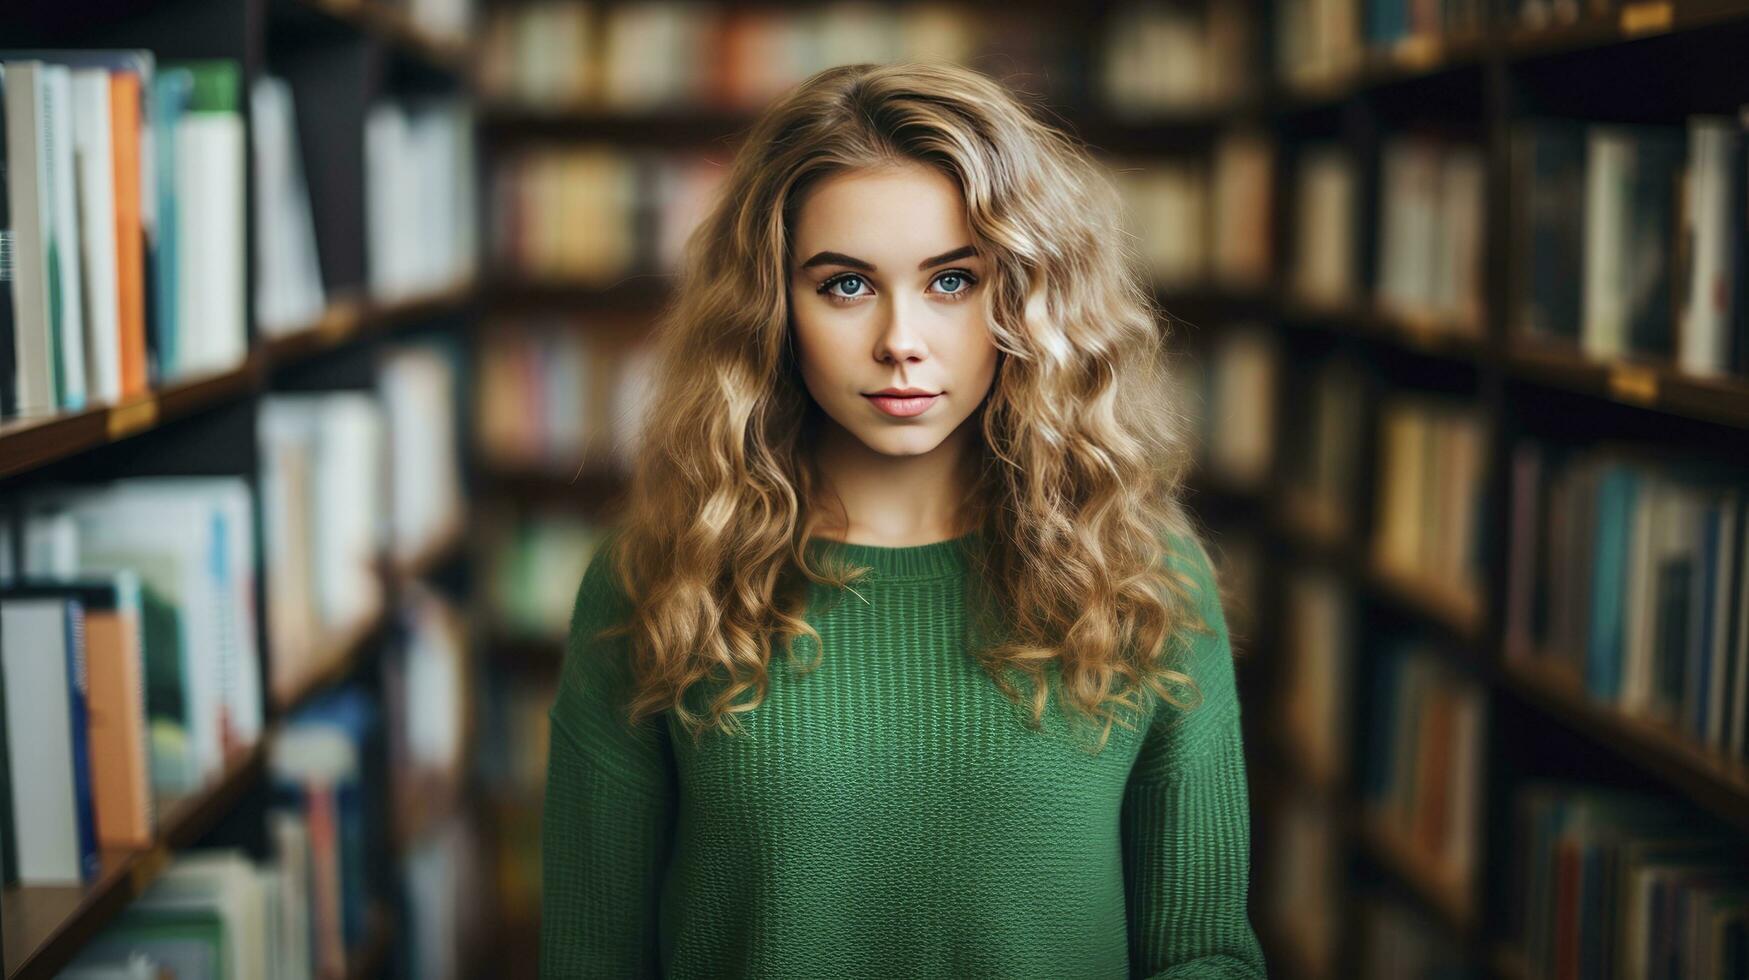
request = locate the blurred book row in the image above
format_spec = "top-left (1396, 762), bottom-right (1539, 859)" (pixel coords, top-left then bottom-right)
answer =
top-left (476, 317), bottom-right (654, 478)
top-left (1, 50), bottom-right (477, 424)
top-left (1180, 327), bottom-right (1749, 762)
top-left (1256, 550), bottom-right (1749, 977)
top-left (479, 1), bottom-right (1257, 116)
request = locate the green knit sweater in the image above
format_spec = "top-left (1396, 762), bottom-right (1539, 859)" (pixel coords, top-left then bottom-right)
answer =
top-left (541, 530), bottom-right (1268, 979)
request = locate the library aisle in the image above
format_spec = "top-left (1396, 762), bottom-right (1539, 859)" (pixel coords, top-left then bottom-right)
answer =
top-left (0, 0), bottom-right (1746, 978)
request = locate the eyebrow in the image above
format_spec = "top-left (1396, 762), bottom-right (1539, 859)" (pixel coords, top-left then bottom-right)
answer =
top-left (799, 244), bottom-right (979, 273)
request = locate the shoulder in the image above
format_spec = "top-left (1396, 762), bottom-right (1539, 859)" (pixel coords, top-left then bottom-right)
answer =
top-left (559, 528), bottom-right (638, 712)
top-left (1153, 528), bottom-right (1237, 714)
top-left (1158, 529), bottom-right (1225, 636)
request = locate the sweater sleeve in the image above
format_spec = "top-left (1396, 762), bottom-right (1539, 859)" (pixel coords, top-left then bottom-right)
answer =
top-left (541, 537), bottom-right (678, 979)
top-left (1120, 534), bottom-right (1268, 980)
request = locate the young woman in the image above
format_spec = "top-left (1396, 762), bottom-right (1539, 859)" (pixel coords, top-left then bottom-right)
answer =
top-left (541, 62), bottom-right (1268, 979)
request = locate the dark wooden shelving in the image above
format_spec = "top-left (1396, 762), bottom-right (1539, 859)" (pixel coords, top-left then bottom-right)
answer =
top-left (1500, 0), bottom-right (1749, 60)
top-left (1, 743), bottom-right (267, 980)
top-left (1506, 341), bottom-right (1749, 430)
top-left (0, 361), bottom-right (259, 482)
top-left (0, 0), bottom-right (485, 975)
top-left (1498, 651), bottom-right (1749, 838)
top-left (0, 283), bottom-right (477, 485)
top-left (261, 279), bottom-right (479, 369)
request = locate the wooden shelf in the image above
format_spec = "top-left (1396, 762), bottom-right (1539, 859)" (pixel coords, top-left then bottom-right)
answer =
top-left (1, 743), bottom-right (267, 980)
top-left (1506, 341), bottom-right (1749, 430)
top-left (0, 282), bottom-right (477, 486)
top-left (0, 362), bottom-right (258, 482)
top-left (1277, 30), bottom-right (1488, 113)
top-left (1279, 300), bottom-right (1492, 368)
top-left (273, 607), bottom-right (390, 717)
top-left (261, 280), bottom-right (478, 370)
top-left (274, 520), bottom-right (472, 717)
top-left (1499, 652), bottom-right (1749, 837)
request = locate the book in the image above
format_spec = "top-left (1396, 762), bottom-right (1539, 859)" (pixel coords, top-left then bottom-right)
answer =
top-left (0, 590), bottom-right (100, 884)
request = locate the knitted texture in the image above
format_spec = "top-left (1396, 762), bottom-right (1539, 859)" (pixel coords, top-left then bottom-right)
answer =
top-left (541, 530), bottom-right (1268, 979)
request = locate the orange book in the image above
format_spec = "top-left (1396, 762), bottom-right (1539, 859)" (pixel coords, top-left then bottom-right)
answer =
top-left (109, 71), bottom-right (148, 398)
top-left (84, 599), bottom-right (154, 847)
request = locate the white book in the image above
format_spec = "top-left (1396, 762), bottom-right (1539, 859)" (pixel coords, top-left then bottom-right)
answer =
top-left (140, 850), bottom-right (271, 980)
top-left (1706, 492), bottom-right (1739, 750)
top-left (1583, 129), bottom-right (1632, 360)
top-left (250, 75), bottom-right (325, 335)
top-left (41, 65), bottom-right (87, 410)
top-left (71, 68), bottom-right (122, 405)
top-left (174, 109), bottom-right (245, 376)
top-left (1677, 117), bottom-right (1734, 377)
top-left (4, 61), bottom-right (59, 417)
top-left (0, 597), bottom-right (86, 883)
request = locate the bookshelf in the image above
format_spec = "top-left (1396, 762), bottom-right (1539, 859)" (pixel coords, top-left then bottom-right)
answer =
top-left (469, 1), bottom-right (1749, 977)
top-left (0, 0), bottom-right (479, 976)
top-left (2, 0), bottom-right (1743, 976)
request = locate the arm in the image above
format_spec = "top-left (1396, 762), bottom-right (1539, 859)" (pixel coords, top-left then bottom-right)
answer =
top-left (1121, 535), bottom-right (1268, 979)
top-left (542, 537), bottom-right (677, 979)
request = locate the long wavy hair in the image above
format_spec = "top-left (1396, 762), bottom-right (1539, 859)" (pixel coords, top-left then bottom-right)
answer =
top-left (594, 61), bottom-right (1218, 752)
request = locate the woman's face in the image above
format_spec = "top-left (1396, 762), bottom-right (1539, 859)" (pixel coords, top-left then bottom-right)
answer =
top-left (788, 162), bottom-right (999, 459)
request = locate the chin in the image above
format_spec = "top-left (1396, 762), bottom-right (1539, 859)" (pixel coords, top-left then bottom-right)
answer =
top-left (854, 425), bottom-right (948, 457)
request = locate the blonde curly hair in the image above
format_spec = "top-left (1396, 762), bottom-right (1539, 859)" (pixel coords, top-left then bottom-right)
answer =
top-left (593, 61), bottom-right (1218, 752)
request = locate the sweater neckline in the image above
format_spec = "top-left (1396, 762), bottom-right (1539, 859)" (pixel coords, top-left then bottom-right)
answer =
top-left (804, 529), bottom-right (978, 581)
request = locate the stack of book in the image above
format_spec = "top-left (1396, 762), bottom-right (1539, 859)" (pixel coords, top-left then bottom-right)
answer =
top-left (476, 318), bottom-right (656, 477)
top-left (1361, 638), bottom-right (1488, 920)
top-left (1290, 144), bottom-right (1359, 310)
top-left (1098, 2), bottom-right (1257, 115)
top-left (1375, 135), bottom-right (1485, 335)
top-left (1510, 114), bottom-right (1749, 379)
top-left (366, 96), bottom-right (477, 302)
top-left (0, 479), bottom-right (263, 882)
top-left (259, 392), bottom-right (387, 700)
top-left (2, 53), bottom-right (245, 421)
top-left (1505, 441), bottom-right (1749, 757)
top-left (489, 145), bottom-right (725, 284)
top-left (1506, 783), bottom-right (1749, 979)
top-left (479, 1), bottom-right (1021, 113)
top-left (1371, 395), bottom-right (1488, 618)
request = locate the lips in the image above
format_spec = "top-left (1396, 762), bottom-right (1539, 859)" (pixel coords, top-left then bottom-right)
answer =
top-left (864, 393), bottom-right (940, 418)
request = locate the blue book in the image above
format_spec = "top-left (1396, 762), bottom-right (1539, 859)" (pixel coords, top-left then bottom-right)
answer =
top-left (1586, 465), bottom-right (1637, 701)
top-left (149, 68), bottom-right (189, 376)
top-left (61, 597), bottom-right (100, 881)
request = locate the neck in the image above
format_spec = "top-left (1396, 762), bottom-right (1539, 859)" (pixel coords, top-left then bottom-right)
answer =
top-left (808, 413), bottom-right (980, 547)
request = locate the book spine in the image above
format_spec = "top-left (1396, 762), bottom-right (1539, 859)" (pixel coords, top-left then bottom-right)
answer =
top-left (62, 600), bottom-right (100, 882)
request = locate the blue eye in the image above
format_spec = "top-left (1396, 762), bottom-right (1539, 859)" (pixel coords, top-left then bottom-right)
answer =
top-left (935, 272), bottom-right (968, 294)
top-left (827, 275), bottom-right (868, 299)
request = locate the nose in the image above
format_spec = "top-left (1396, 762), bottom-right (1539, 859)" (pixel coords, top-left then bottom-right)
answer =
top-left (874, 293), bottom-right (928, 365)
